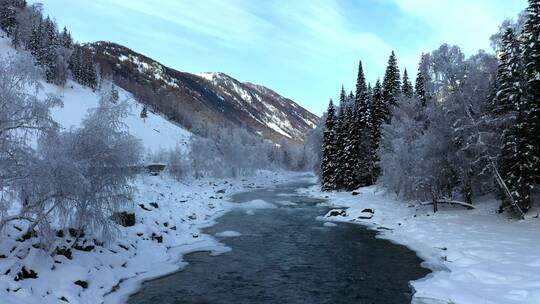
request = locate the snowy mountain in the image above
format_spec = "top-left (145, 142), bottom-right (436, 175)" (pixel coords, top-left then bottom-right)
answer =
top-left (88, 42), bottom-right (319, 143)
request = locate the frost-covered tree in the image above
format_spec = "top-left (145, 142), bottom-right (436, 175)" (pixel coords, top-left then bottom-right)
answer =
top-left (379, 45), bottom-right (499, 207)
top-left (0, 54), bottom-right (60, 228)
top-left (188, 125), bottom-right (305, 178)
top-left (378, 96), bottom-right (426, 199)
top-left (0, 58), bottom-right (142, 240)
top-left (29, 97), bottom-right (142, 239)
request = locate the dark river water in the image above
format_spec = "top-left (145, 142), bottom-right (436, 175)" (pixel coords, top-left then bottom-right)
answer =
top-left (128, 177), bottom-right (429, 304)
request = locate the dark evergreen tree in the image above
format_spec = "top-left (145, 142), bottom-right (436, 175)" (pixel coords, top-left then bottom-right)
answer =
top-left (415, 54), bottom-right (429, 107)
top-left (352, 60), bottom-right (373, 186)
top-left (493, 28), bottom-right (522, 119)
top-left (342, 101), bottom-right (356, 190)
top-left (111, 83), bottom-right (119, 102)
top-left (0, 0), bottom-right (25, 35)
top-left (369, 79), bottom-right (384, 180)
top-left (504, 0), bottom-right (540, 211)
top-left (382, 51), bottom-right (401, 112)
top-left (59, 26), bottom-right (73, 49)
top-left (401, 68), bottom-right (413, 98)
top-left (69, 44), bottom-right (97, 88)
top-left (522, 0), bottom-right (540, 183)
top-left (333, 86), bottom-right (349, 189)
top-left (140, 106), bottom-right (149, 120)
top-left (321, 99), bottom-right (338, 190)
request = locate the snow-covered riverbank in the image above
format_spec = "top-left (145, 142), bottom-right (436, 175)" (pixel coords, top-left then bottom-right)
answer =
top-left (0, 170), bottom-right (299, 304)
top-left (301, 181), bottom-right (540, 304)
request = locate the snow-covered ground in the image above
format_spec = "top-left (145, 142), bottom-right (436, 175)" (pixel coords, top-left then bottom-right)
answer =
top-left (300, 181), bottom-right (540, 304)
top-left (0, 170), bottom-right (298, 304)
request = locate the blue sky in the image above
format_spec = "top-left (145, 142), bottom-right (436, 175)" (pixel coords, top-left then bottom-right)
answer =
top-left (31, 0), bottom-right (526, 115)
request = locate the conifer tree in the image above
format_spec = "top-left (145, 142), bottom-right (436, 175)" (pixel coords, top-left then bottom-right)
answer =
top-left (401, 68), bottom-right (413, 98)
top-left (353, 60), bottom-right (373, 186)
top-left (415, 54), bottom-right (429, 107)
top-left (321, 99), bottom-right (338, 190)
top-left (140, 105), bottom-right (149, 121)
top-left (503, 0), bottom-right (540, 211)
top-left (342, 102), bottom-right (356, 190)
top-left (333, 86), bottom-right (349, 189)
top-left (493, 28), bottom-right (522, 119)
top-left (111, 83), bottom-right (119, 102)
top-left (382, 51), bottom-right (401, 111)
top-left (369, 79), bottom-right (384, 180)
top-left (522, 0), bottom-right (540, 183)
top-left (59, 26), bottom-right (73, 49)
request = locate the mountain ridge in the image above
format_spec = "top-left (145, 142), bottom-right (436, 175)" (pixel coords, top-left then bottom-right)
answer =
top-left (87, 41), bottom-right (319, 143)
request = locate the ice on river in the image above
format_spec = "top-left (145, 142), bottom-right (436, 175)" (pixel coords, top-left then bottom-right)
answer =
top-left (215, 231), bottom-right (242, 238)
top-left (236, 199), bottom-right (277, 210)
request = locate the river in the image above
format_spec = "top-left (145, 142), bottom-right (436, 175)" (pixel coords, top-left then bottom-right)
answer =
top-left (128, 176), bottom-right (429, 304)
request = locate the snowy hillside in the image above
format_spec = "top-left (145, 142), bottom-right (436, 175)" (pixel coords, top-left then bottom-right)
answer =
top-left (0, 32), bottom-right (191, 154)
top-left (47, 82), bottom-right (191, 154)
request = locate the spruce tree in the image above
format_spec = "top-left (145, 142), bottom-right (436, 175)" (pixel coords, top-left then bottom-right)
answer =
top-left (401, 68), bottom-right (413, 98)
top-left (415, 54), bottom-right (429, 107)
top-left (493, 28), bottom-right (522, 119)
top-left (342, 102), bottom-right (356, 190)
top-left (369, 80), bottom-right (384, 181)
top-left (382, 51), bottom-right (401, 112)
top-left (506, 0), bottom-right (540, 211)
top-left (140, 106), bottom-right (149, 120)
top-left (111, 83), bottom-right (119, 102)
top-left (59, 26), bottom-right (73, 49)
top-left (353, 60), bottom-right (373, 186)
top-left (333, 86), bottom-right (349, 190)
top-left (321, 99), bottom-right (338, 190)
top-left (522, 0), bottom-right (540, 183)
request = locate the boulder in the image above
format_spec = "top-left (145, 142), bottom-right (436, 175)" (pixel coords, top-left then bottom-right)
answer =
top-left (14, 267), bottom-right (38, 281)
top-left (111, 212), bottom-right (136, 227)
top-left (74, 280), bottom-right (88, 289)
top-left (146, 163), bottom-right (166, 176)
top-left (326, 209), bottom-right (347, 217)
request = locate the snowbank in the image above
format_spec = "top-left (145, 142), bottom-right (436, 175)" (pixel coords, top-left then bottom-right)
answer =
top-left (0, 170), bottom-right (296, 304)
top-left (301, 181), bottom-right (540, 304)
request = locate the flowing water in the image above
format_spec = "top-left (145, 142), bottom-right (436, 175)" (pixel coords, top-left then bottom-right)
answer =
top-left (128, 177), bottom-right (429, 304)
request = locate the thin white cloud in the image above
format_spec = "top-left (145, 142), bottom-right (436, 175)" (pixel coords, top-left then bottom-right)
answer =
top-left (390, 0), bottom-right (527, 54)
top-left (102, 0), bottom-right (274, 47)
